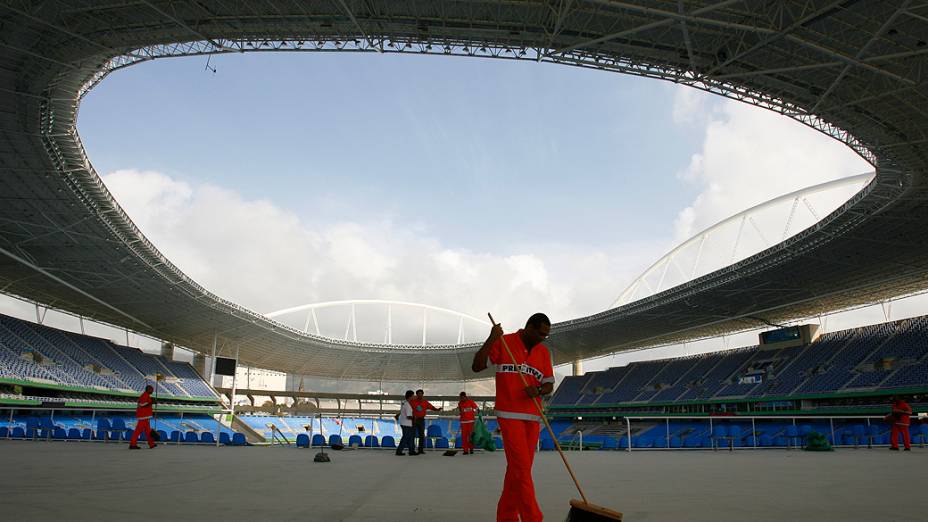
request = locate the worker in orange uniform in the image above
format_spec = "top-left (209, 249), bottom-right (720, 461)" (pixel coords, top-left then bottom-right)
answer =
top-left (411, 389), bottom-right (442, 455)
top-left (129, 384), bottom-right (157, 449)
top-left (473, 313), bottom-right (554, 522)
top-left (456, 391), bottom-right (479, 454)
top-left (889, 395), bottom-right (912, 451)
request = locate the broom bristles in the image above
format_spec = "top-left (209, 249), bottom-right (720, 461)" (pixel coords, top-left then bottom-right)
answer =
top-left (565, 499), bottom-right (623, 521)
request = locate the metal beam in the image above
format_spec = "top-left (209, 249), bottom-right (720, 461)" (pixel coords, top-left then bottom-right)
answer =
top-left (335, 0), bottom-right (383, 53)
top-left (554, 0), bottom-right (744, 55)
top-left (811, 1), bottom-right (913, 112)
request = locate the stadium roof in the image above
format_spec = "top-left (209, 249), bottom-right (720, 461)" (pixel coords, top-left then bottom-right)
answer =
top-left (1, 1), bottom-right (927, 381)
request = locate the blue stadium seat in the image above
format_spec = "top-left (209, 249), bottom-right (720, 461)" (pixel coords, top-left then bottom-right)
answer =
top-left (618, 435), bottom-right (629, 449)
top-left (52, 428), bottom-right (67, 440)
top-left (96, 418), bottom-right (111, 433)
top-left (82, 428), bottom-right (93, 440)
top-left (915, 424), bottom-right (928, 446)
top-left (156, 430), bottom-right (168, 442)
top-left (67, 428), bottom-right (82, 440)
top-left (601, 437), bottom-right (618, 450)
top-left (454, 435), bottom-right (463, 448)
top-left (200, 432), bottom-right (215, 444)
top-left (633, 437), bottom-right (653, 448)
top-left (0, 427), bottom-right (7, 438)
top-left (494, 436), bottom-right (503, 449)
top-left (112, 418), bottom-right (127, 431)
top-left (851, 425), bottom-right (867, 447)
top-left (653, 437), bottom-right (668, 448)
top-left (11, 427), bottom-right (25, 439)
top-left (669, 436), bottom-right (682, 448)
top-left (785, 425), bottom-right (802, 448)
top-left (169, 430), bottom-right (182, 443)
top-left (328, 434), bottom-right (342, 447)
top-left (184, 431), bottom-right (199, 443)
top-left (296, 434), bottom-right (309, 447)
top-left (711, 426), bottom-right (728, 449)
top-left (436, 437), bottom-right (449, 449)
top-left (311, 434), bottom-right (326, 447)
top-left (348, 435), bottom-right (363, 447)
top-left (759, 434), bottom-right (773, 447)
top-left (729, 426), bottom-right (742, 447)
top-left (683, 436), bottom-right (703, 448)
top-left (364, 435), bottom-right (379, 448)
top-left (220, 432), bottom-right (232, 445)
top-left (232, 433), bottom-right (247, 446)
top-left (540, 438), bottom-right (555, 451)
top-left (380, 435), bottom-right (396, 448)
top-left (426, 425), bottom-right (443, 438)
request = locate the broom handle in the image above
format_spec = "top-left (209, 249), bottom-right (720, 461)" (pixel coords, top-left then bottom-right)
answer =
top-left (153, 378), bottom-right (158, 431)
top-left (488, 314), bottom-right (589, 504)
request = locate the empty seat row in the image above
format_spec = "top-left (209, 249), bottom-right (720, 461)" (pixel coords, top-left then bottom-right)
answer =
top-left (0, 427), bottom-right (246, 445)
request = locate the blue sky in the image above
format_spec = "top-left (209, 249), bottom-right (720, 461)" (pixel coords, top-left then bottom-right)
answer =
top-left (25, 48), bottom-right (885, 370)
top-left (79, 52), bottom-right (702, 252)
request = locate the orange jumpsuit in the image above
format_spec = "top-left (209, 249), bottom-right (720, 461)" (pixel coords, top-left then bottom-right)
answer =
top-left (130, 390), bottom-right (155, 448)
top-left (458, 399), bottom-right (478, 453)
top-left (488, 331), bottom-right (555, 522)
top-left (890, 399), bottom-right (912, 450)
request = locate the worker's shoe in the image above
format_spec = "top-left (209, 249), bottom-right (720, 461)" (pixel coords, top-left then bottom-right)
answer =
top-left (129, 445), bottom-right (141, 450)
top-left (890, 447), bottom-right (900, 451)
top-left (904, 448), bottom-right (911, 451)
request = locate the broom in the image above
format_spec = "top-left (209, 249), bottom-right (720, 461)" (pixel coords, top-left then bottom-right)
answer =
top-left (149, 374), bottom-right (162, 443)
top-left (489, 314), bottom-right (622, 522)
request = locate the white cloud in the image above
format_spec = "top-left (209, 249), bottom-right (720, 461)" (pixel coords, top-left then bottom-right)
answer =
top-left (673, 100), bottom-right (872, 241)
top-left (100, 169), bottom-right (662, 346)
top-left (671, 85), bottom-right (714, 125)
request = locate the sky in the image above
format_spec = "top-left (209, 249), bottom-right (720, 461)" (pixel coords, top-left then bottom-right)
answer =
top-left (6, 48), bottom-right (914, 387)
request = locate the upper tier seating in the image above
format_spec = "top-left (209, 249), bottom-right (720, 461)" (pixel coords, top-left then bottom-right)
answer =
top-left (0, 313), bottom-right (217, 399)
top-left (550, 315), bottom-right (928, 407)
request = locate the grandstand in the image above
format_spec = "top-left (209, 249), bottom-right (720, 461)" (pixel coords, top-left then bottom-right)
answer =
top-left (0, 313), bottom-right (218, 401)
top-left (551, 315), bottom-right (928, 410)
top-left (3, 2), bottom-right (928, 521)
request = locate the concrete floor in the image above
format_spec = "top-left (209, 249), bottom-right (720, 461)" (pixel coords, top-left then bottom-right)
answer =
top-left (2, 441), bottom-right (925, 521)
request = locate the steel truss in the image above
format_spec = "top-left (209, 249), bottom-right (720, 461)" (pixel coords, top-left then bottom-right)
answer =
top-left (1, 1), bottom-right (928, 380)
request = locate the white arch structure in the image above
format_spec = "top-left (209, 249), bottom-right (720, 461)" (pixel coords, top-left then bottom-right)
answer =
top-left (613, 172), bottom-right (875, 308)
top-left (265, 300), bottom-right (491, 346)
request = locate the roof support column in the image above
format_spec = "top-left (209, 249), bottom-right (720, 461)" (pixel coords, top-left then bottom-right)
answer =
top-left (229, 345), bottom-right (240, 419)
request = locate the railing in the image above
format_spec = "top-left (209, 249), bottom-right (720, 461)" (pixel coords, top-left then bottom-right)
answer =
top-left (0, 405), bottom-right (232, 447)
top-left (604, 415), bottom-right (922, 452)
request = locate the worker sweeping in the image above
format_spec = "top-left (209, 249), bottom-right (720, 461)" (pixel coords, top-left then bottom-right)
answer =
top-left (457, 391), bottom-right (479, 455)
top-left (129, 384), bottom-right (157, 450)
top-left (473, 313), bottom-right (555, 522)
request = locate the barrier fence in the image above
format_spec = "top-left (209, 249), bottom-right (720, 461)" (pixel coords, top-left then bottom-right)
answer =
top-left (554, 415), bottom-right (928, 451)
top-left (0, 406), bottom-right (233, 446)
